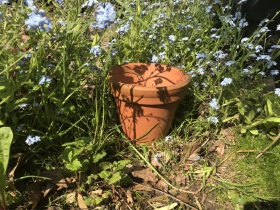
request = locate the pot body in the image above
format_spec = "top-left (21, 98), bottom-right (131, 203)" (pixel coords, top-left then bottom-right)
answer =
top-left (109, 63), bottom-right (191, 145)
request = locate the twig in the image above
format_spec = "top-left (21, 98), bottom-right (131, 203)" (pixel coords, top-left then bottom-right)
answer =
top-left (129, 142), bottom-right (203, 194)
top-left (132, 181), bottom-right (198, 210)
top-left (256, 132), bottom-right (280, 159)
top-left (236, 150), bottom-right (260, 153)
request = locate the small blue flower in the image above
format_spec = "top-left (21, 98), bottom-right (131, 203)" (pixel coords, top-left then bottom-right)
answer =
top-left (169, 35), bottom-right (176, 42)
top-left (277, 24), bottom-right (280, 31)
top-left (18, 103), bottom-right (29, 109)
top-left (82, 0), bottom-right (98, 8)
top-left (24, 0), bottom-right (36, 11)
top-left (165, 136), bottom-right (173, 142)
top-left (209, 98), bottom-right (219, 110)
top-left (39, 75), bottom-right (52, 84)
top-left (207, 116), bottom-right (219, 124)
top-left (116, 22), bottom-right (130, 34)
top-left (220, 77), bottom-right (232, 86)
top-left (25, 10), bottom-right (52, 32)
top-left (151, 55), bottom-right (159, 63)
top-left (196, 53), bottom-right (206, 59)
top-left (0, 0), bottom-right (9, 4)
top-left (182, 37), bottom-right (189, 41)
top-left (197, 67), bottom-right (204, 75)
top-left (275, 88), bottom-right (280, 97)
top-left (94, 2), bottom-right (116, 29)
top-left (256, 55), bottom-right (271, 61)
top-left (225, 61), bottom-right (235, 66)
top-left (57, 20), bottom-right (66, 26)
top-left (259, 27), bottom-right (270, 33)
top-left (270, 70), bottom-right (279, 76)
top-left (153, 153), bottom-right (163, 162)
top-left (25, 135), bottom-right (41, 146)
top-left (55, 0), bottom-right (63, 4)
top-left (90, 45), bottom-right (102, 57)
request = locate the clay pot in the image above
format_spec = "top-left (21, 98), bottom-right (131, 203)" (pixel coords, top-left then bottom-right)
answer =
top-left (108, 63), bottom-right (191, 145)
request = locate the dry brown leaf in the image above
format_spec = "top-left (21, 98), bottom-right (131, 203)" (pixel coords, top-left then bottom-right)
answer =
top-left (91, 189), bottom-right (103, 196)
top-left (156, 203), bottom-right (178, 210)
top-left (65, 192), bottom-right (76, 204)
top-left (131, 168), bottom-right (158, 182)
top-left (176, 192), bottom-right (190, 203)
top-left (151, 152), bottom-right (171, 168)
top-left (181, 142), bottom-right (202, 164)
top-left (27, 182), bottom-right (43, 209)
top-left (43, 182), bottom-right (56, 198)
top-left (148, 195), bottom-right (169, 203)
top-left (41, 169), bottom-right (68, 189)
top-left (8, 155), bottom-right (24, 182)
top-left (132, 184), bottom-right (153, 192)
top-left (214, 140), bottom-right (226, 157)
top-left (22, 34), bottom-right (30, 43)
top-left (77, 192), bottom-right (88, 209)
top-left (126, 190), bottom-right (133, 204)
top-left (220, 128), bottom-right (235, 143)
top-left (155, 179), bottom-right (169, 192)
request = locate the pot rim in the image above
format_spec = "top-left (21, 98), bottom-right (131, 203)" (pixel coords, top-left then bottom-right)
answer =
top-left (108, 62), bottom-right (192, 93)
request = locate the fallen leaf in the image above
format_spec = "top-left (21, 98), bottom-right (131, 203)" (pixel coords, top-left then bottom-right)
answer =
top-left (181, 142), bottom-right (202, 164)
top-left (214, 140), bottom-right (226, 157)
top-left (91, 189), bottom-right (103, 196)
top-left (126, 190), bottom-right (133, 204)
top-left (220, 128), bottom-right (235, 144)
top-left (131, 168), bottom-right (158, 182)
top-left (156, 202), bottom-right (178, 210)
top-left (176, 192), bottom-right (190, 203)
top-left (132, 183), bottom-right (153, 192)
top-left (77, 192), bottom-right (88, 209)
top-left (148, 195), bottom-right (169, 203)
top-left (8, 155), bottom-right (24, 182)
top-left (27, 182), bottom-right (43, 209)
top-left (22, 34), bottom-right (30, 43)
top-left (155, 179), bottom-right (169, 192)
top-left (65, 192), bottom-right (76, 204)
top-left (43, 182), bottom-right (56, 198)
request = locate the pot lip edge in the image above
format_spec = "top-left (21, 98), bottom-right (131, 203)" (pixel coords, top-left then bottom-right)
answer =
top-left (108, 62), bottom-right (192, 92)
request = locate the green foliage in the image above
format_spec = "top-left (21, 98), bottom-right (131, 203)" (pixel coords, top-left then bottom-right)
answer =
top-left (98, 159), bottom-right (131, 185)
top-left (0, 127), bottom-right (13, 208)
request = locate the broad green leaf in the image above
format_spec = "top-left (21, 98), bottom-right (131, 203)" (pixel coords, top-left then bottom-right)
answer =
top-left (249, 129), bottom-right (259, 135)
top-left (99, 170), bottom-right (111, 179)
top-left (99, 162), bottom-right (112, 170)
top-left (0, 127), bottom-right (13, 195)
top-left (108, 172), bottom-right (122, 185)
top-left (0, 127), bottom-right (13, 174)
top-left (237, 102), bottom-right (245, 115)
top-left (65, 159), bottom-right (82, 171)
top-left (264, 99), bottom-right (273, 116)
top-left (247, 110), bottom-right (255, 121)
top-left (265, 117), bottom-right (280, 123)
top-left (222, 114), bottom-right (239, 123)
top-left (93, 151), bottom-right (107, 163)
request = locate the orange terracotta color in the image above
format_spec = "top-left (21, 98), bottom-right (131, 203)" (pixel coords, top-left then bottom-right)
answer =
top-left (108, 63), bottom-right (191, 145)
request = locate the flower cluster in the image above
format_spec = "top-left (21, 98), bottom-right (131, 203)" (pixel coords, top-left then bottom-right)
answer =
top-left (94, 2), bottom-right (116, 29)
top-left (25, 135), bottom-right (41, 146)
top-left (25, 10), bottom-right (52, 32)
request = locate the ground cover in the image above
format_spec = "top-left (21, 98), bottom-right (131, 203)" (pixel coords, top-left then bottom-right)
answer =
top-left (0, 0), bottom-right (280, 209)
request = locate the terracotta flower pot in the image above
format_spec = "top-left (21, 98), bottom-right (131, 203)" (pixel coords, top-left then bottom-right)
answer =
top-left (108, 63), bottom-right (191, 145)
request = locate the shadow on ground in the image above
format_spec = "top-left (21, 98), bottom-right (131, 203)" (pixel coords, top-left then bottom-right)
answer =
top-left (244, 200), bottom-right (280, 210)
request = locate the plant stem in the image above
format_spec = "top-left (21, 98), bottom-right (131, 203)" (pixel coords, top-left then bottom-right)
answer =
top-left (256, 132), bottom-right (280, 159)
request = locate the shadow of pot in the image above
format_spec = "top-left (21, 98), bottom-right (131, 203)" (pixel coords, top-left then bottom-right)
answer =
top-left (108, 63), bottom-right (191, 145)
